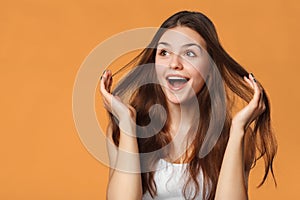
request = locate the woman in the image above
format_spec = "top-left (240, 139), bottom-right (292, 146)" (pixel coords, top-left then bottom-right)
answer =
top-left (100, 11), bottom-right (277, 200)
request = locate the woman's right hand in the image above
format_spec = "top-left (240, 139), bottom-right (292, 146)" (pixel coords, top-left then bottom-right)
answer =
top-left (99, 70), bottom-right (136, 128)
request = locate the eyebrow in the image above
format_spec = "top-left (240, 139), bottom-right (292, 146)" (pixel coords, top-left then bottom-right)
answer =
top-left (157, 42), bottom-right (203, 51)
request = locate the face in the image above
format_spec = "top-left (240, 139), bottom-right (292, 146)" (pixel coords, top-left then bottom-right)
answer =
top-left (155, 26), bottom-right (211, 105)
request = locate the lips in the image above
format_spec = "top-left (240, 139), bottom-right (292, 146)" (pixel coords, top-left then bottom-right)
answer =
top-left (166, 75), bottom-right (190, 90)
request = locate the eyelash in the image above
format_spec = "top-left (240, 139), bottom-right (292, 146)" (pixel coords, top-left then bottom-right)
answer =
top-left (158, 49), bottom-right (169, 56)
top-left (184, 50), bottom-right (197, 57)
top-left (158, 49), bottom-right (197, 57)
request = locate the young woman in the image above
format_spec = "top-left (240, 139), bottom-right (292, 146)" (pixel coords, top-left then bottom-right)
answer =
top-left (100, 11), bottom-right (277, 200)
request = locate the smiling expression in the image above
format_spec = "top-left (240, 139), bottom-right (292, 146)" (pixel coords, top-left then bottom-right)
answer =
top-left (155, 26), bottom-right (211, 105)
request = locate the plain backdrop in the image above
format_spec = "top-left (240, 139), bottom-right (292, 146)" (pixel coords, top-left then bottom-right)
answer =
top-left (1, 0), bottom-right (299, 199)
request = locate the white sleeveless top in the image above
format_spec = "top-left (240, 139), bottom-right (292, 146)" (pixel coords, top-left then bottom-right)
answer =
top-left (142, 159), bottom-right (206, 200)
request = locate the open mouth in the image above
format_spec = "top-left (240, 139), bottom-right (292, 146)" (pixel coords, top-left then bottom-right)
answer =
top-left (166, 76), bottom-right (190, 89)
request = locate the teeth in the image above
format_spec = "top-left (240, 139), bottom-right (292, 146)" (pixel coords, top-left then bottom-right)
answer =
top-left (167, 76), bottom-right (188, 81)
top-left (167, 76), bottom-right (189, 87)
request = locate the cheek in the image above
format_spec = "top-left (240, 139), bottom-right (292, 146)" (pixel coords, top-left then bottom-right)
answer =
top-left (155, 56), bottom-right (169, 68)
top-left (155, 57), bottom-right (168, 79)
top-left (188, 60), bottom-right (210, 80)
top-left (184, 53), bottom-right (211, 76)
top-left (200, 54), bottom-right (212, 77)
top-left (189, 63), bottom-right (210, 93)
top-left (155, 65), bottom-right (164, 82)
top-left (192, 78), bottom-right (206, 94)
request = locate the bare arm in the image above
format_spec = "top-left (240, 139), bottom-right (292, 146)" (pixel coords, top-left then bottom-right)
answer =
top-left (100, 70), bottom-right (142, 200)
top-left (215, 127), bottom-right (248, 200)
top-left (106, 121), bottom-right (142, 200)
top-left (215, 74), bottom-right (265, 200)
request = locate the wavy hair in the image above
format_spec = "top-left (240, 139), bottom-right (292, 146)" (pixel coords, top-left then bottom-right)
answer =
top-left (109, 11), bottom-right (277, 200)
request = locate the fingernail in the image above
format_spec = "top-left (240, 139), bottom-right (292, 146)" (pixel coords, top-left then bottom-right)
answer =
top-left (102, 70), bottom-right (107, 75)
top-left (250, 73), bottom-right (257, 82)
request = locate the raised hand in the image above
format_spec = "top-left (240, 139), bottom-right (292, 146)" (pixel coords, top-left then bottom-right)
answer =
top-left (231, 73), bottom-right (266, 136)
top-left (99, 70), bottom-right (136, 134)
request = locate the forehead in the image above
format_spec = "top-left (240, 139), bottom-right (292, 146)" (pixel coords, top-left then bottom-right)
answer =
top-left (158, 26), bottom-right (207, 50)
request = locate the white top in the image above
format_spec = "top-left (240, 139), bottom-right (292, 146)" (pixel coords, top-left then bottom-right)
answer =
top-left (142, 159), bottom-right (205, 200)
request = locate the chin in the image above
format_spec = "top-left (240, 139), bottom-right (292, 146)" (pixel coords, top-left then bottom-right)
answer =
top-left (165, 93), bottom-right (197, 105)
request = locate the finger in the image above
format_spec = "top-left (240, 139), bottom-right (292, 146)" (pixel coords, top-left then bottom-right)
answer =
top-left (100, 70), bottom-right (112, 92)
top-left (258, 87), bottom-right (265, 112)
top-left (251, 73), bottom-right (264, 92)
top-left (249, 73), bottom-right (261, 103)
top-left (250, 75), bottom-right (267, 115)
top-left (106, 71), bottom-right (113, 92)
top-left (104, 70), bottom-right (114, 93)
top-left (100, 70), bottom-right (107, 93)
top-left (244, 76), bottom-right (254, 89)
top-left (103, 70), bottom-right (110, 91)
top-left (108, 76), bottom-right (113, 89)
top-left (100, 70), bottom-right (113, 101)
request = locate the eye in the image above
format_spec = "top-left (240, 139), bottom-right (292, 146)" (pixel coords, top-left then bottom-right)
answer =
top-left (158, 49), bottom-right (170, 56)
top-left (185, 50), bottom-right (196, 57)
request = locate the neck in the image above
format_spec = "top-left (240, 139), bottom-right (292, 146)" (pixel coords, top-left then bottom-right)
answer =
top-left (167, 100), bottom-right (198, 134)
top-left (166, 100), bottom-right (199, 162)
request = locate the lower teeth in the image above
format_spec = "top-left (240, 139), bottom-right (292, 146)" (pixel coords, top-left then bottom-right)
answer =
top-left (169, 80), bottom-right (186, 87)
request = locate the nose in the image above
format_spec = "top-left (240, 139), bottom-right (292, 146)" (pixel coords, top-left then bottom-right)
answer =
top-left (169, 53), bottom-right (183, 70)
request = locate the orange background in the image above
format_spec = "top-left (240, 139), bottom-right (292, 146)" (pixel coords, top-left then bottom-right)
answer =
top-left (1, 0), bottom-right (299, 199)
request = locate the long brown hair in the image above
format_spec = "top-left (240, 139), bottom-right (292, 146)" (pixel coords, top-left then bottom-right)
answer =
top-left (109, 11), bottom-right (277, 200)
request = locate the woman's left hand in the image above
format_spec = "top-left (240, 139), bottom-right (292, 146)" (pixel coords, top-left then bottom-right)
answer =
top-left (231, 73), bottom-right (266, 137)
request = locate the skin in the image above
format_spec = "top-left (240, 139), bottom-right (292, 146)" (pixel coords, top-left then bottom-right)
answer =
top-left (155, 26), bottom-right (210, 105)
top-left (100, 26), bottom-right (266, 200)
top-left (155, 27), bottom-right (211, 149)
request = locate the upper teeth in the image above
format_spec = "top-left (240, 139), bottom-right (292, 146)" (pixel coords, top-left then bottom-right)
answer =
top-left (167, 76), bottom-right (187, 81)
